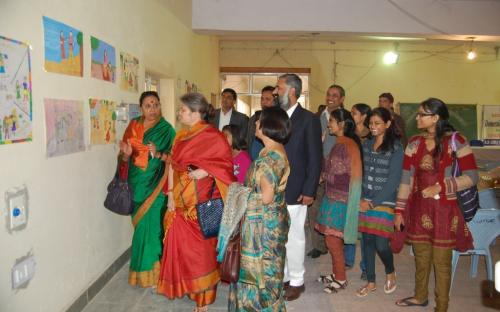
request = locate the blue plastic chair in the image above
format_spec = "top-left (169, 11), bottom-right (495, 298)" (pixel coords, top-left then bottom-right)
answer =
top-left (450, 209), bottom-right (500, 293)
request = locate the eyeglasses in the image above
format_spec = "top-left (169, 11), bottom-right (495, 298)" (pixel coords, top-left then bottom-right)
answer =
top-left (416, 112), bottom-right (435, 118)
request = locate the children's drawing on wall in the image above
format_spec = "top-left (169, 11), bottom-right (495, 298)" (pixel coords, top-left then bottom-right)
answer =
top-left (89, 98), bottom-right (116, 144)
top-left (44, 98), bottom-right (85, 157)
top-left (119, 52), bottom-right (139, 92)
top-left (128, 103), bottom-right (141, 120)
top-left (43, 16), bottom-right (83, 77)
top-left (0, 36), bottom-right (32, 145)
top-left (91, 36), bottom-right (116, 82)
top-left (185, 80), bottom-right (198, 93)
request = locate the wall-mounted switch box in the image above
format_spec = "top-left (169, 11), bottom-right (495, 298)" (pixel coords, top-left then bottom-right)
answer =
top-left (12, 254), bottom-right (36, 289)
top-left (5, 185), bottom-right (29, 232)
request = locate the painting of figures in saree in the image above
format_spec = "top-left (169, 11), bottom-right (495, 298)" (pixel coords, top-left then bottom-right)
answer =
top-left (44, 98), bottom-right (85, 157)
top-left (0, 35), bottom-right (32, 145)
top-left (119, 52), bottom-right (139, 92)
top-left (43, 16), bottom-right (83, 77)
top-left (91, 36), bottom-right (116, 82)
top-left (89, 98), bottom-right (116, 145)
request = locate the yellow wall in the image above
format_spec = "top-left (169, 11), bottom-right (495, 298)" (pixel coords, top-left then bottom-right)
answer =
top-left (0, 1), bottom-right (218, 311)
top-left (220, 40), bottom-right (500, 130)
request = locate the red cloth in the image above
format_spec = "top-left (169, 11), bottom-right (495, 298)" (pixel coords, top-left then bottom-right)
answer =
top-left (406, 146), bottom-right (473, 251)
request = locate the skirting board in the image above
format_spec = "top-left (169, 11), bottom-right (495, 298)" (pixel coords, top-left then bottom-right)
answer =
top-left (65, 247), bottom-right (131, 312)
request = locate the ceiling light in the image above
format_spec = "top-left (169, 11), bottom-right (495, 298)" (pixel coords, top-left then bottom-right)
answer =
top-left (466, 37), bottom-right (477, 61)
top-left (383, 43), bottom-right (399, 65)
top-left (467, 50), bottom-right (477, 60)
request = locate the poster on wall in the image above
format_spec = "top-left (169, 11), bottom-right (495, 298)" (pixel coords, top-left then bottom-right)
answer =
top-left (44, 98), bottom-right (85, 157)
top-left (89, 98), bottom-right (116, 144)
top-left (0, 35), bottom-right (32, 145)
top-left (91, 36), bottom-right (116, 82)
top-left (482, 105), bottom-right (500, 146)
top-left (119, 52), bottom-right (139, 92)
top-left (128, 103), bottom-right (141, 120)
top-left (43, 16), bottom-right (83, 77)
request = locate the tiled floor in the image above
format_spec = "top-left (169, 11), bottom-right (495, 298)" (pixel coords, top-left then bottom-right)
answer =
top-left (83, 240), bottom-right (500, 312)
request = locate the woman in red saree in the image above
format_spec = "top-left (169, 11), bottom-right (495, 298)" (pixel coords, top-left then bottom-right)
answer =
top-left (157, 93), bottom-right (235, 312)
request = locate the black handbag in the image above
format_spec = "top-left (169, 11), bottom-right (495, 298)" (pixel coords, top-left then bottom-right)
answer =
top-left (450, 132), bottom-right (480, 222)
top-left (104, 162), bottom-right (134, 215)
top-left (195, 178), bottom-right (224, 239)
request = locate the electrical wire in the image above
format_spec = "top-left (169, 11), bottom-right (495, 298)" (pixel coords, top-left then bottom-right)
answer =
top-left (386, 0), bottom-right (450, 35)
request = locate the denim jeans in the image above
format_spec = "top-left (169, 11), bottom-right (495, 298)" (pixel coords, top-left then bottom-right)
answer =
top-left (362, 233), bottom-right (395, 283)
top-left (344, 243), bottom-right (356, 267)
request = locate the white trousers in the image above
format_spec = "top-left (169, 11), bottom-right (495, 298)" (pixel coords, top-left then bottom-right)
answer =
top-left (284, 204), bottom-right (307, 286)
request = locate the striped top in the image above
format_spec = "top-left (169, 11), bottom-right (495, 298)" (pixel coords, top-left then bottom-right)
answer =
top-left (359, 138), bottom-right (404, 237)
top-left (395, 133), bottom-right (479, 214)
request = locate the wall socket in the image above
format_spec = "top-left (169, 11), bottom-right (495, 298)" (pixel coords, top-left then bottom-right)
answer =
top-left (12, 253), bottom-right (36, 289)
top-left (5, 185), bottom-right (29, 232)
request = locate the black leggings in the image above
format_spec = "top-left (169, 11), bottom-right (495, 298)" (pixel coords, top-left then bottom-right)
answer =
top-left (362, 233), bottom-right (395, 283)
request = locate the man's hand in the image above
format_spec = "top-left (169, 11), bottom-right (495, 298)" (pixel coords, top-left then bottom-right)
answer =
top-left (297, 195), bottom-right (314, 206)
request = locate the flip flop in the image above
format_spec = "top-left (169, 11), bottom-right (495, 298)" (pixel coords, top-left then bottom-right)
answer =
top-left (356, 285), bottom-right (377, 297)
top-left (395, 297), bottom-right (429, 307)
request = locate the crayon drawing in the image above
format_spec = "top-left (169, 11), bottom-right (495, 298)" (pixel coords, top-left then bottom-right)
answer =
top-left (119, 52), bottom-right (139, 92)
top-left (0, 35), bottom-right (32, 145)
top-left (91, 36), bottom-right (116, 82)
top-left (43, 16), bottom-right (83, 76)
top-left (89, 98), bottom-right (116, 144)
top-left (44, 98), bottom-right (85, 157)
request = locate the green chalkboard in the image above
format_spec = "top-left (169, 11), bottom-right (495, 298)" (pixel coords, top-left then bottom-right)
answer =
top-left (399, 103), bottom-right (478, 140)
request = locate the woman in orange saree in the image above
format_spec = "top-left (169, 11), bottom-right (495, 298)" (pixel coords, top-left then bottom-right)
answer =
top-left (157, 93), bottom-right (235, 312)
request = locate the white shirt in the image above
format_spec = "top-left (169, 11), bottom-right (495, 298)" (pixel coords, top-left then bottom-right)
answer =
top-left (286, 102), bottom-right (299, 118)
top-left (218, 108), bottom-right (233, 130)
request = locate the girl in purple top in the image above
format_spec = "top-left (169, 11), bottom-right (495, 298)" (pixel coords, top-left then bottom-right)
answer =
top-left (223, 124), bottom-right (252, 184)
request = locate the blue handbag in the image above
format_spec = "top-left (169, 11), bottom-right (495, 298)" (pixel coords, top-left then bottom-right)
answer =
top-left (195, 178), bottom-right (224, 238)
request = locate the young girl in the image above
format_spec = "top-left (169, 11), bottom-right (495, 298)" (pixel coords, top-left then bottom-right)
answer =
top-left (357, 107), bottom-right (404, 297)
top-left (223, 125), bottom-right (252, 184)
top-left (352, 103), bottom-right (371, 143)
top-left (315, 108), bottom-right (362, 293)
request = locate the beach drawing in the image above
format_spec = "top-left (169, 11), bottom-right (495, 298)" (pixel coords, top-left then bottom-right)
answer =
top-left (91, 36), bottom-right (116, 82)
top-left (43, 16), bottom-right (83, 76)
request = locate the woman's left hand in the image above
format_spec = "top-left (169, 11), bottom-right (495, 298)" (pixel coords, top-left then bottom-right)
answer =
top-left (421, 183), bottom-right (441, 199)
top-left (188, 168), bottom-right (209, 180)
top-left (147, 141), bottom-right (157, 157)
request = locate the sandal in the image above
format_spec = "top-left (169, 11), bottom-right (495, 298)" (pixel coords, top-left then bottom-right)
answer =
top-left (323, 279), bottom-right (347, 294)
top-left (317, 274), bottom-right (335, 284)
top-left (356, 284), bottom-right (377, 297)
top-left (384, 273), bottom-right (397, 294)
top-left (395, 297), bottom-right (429, 307)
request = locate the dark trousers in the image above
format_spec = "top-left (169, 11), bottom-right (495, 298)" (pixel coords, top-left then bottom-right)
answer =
top-left (362, 233), bottom-right (395, 283)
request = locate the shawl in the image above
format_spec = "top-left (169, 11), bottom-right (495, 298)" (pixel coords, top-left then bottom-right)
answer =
top-left (216, 182), bottom-right (251, 262)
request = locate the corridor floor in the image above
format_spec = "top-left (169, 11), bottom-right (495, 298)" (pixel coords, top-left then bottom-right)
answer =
top-left (82, 242), bottom-right (499, 312)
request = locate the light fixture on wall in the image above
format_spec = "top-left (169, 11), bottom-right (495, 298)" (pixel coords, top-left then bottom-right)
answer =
top-left (383, 43), bottom-right (399, 65)
top-left (466, 38), bottom-right (477, 60)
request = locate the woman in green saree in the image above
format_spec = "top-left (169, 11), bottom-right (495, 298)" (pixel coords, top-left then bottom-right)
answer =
top-left (118, 91), bottom-right (176, 287)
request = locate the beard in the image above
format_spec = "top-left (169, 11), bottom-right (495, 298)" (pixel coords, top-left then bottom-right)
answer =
top-left (278, 86), bottom-right (292, 110)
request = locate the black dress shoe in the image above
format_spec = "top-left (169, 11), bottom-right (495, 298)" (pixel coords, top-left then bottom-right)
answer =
top-left (284, 284), bottom-right (305, 301)
top-left (310, 249), bottom-right (328, 259)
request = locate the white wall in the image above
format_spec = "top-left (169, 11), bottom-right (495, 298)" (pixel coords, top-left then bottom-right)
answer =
top-left (193, 0), bottom-right (500, 38)
top-left (0, 1), bottom-right (219, 311)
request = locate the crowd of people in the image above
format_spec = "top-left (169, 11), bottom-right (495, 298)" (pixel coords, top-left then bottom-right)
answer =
top-left (116, 73), bottom-right (478, 312)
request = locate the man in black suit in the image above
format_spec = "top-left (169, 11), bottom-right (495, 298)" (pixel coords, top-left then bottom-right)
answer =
top-left (211, 88), bottom-right (249, 139)
top-left (247, 85), bottom-right (276, 160)
top-left (274, 74), bottom-right (322, 301)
